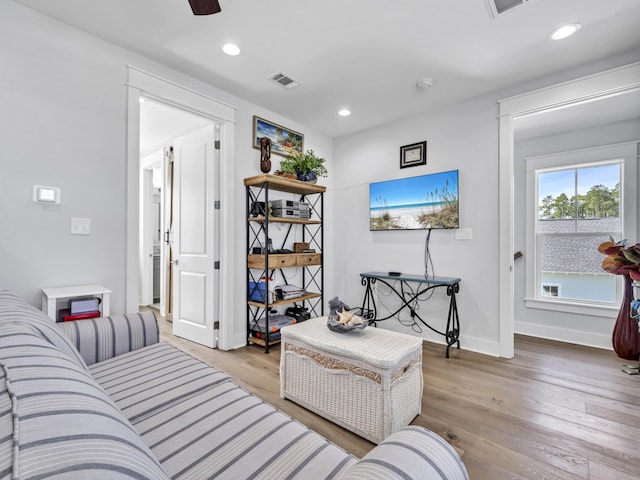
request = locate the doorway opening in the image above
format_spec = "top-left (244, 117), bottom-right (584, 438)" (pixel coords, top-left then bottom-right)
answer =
top-left (139, 162), bottom-right (163, 309)
top-left (498, 61), bottom-right (640, 358)
top-left (126, 65), bottom-right (237, 350)
top-left (138, 97), bottom-right (218, 347)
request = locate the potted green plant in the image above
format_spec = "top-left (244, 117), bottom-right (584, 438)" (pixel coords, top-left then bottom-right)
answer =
top-left (279, 149), bottom-right (328, 182)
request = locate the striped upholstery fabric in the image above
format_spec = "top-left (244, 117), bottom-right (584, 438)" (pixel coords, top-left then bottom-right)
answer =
top-left (88, 342), bottom-right (231, 422)
top-left (0, 322), bottom-right (170, 480)
top-left (0, 290), bottom-right (88, 370)
top-left (341, 426), bottom-right (469, 480)
top-left (92, 343), bottom-right (358, 479)
top-left (1, 292), bottom-right (468, 479)
top-left (57, 311), bottom-right (159, 366)
top-left (0, 367), bottom-right (12, 480)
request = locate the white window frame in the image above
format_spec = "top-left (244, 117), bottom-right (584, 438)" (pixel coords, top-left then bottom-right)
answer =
top-left (525, 142), bottom-right (638, 317)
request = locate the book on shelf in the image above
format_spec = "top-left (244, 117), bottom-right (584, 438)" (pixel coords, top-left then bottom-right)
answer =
top-left (70, 297), bottom-right (100, 315)
top-left (58, 308), bottom-right (101, 322)
top-left (275, 285), bottom-right (305, 300)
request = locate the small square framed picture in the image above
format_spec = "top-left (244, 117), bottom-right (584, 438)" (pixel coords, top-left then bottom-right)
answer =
top-left (400, 141), bottom-right (427, 169)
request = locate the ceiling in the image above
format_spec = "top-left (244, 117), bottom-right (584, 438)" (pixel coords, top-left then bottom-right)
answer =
top-left (12, 0), bottom-right (640, 138)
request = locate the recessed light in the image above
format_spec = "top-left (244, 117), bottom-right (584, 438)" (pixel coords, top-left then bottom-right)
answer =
top-left (549, 23), bottom-right (582, 40)
top-left (338, 109), bottom-right (351, 117)
top-left (222, 43), bottom-right (241, 56)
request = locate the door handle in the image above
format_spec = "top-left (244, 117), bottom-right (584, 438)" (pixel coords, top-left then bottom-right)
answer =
top-left (170, 259), bottom-right (179, 265)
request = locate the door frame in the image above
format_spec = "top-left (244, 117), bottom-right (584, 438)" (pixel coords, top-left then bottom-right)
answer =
top-left (139, 165), bottom-right (155, 306)
top-left (126, 65), bottom-right (237, 350)
top-left (139, 150), bottom-right (165, 308)
top-left (497, 61), bottom-right (640, 359)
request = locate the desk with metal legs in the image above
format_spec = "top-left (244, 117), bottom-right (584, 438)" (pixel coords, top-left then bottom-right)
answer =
top-left (359, 272), bottom-right (461, 358)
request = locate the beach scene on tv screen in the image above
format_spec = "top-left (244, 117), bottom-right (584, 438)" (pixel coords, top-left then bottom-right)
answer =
top-left (370, 170), bottom-right (459, 230)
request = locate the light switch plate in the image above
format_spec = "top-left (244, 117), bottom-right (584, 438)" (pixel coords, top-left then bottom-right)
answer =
top-left (70, 218), bottom-right (91, 235)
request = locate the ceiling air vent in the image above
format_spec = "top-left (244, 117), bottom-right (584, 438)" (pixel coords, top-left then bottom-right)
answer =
top-left (269, 72), bottom-right (300, 90)
top-left (484, 0), bottom-right (528, 18)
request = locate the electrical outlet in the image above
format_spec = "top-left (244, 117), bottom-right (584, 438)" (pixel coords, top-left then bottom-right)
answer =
top-left (70, 218), bottom-right (91, 235)
top-left (454, 228), bottom-right (472, 240)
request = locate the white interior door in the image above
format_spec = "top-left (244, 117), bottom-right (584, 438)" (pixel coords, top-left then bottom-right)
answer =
top-left (171, 124), bottom-right (218, 348)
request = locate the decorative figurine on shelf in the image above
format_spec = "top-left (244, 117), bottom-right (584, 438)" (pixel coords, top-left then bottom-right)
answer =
top-left (260, 137), bottom-right (272, 173)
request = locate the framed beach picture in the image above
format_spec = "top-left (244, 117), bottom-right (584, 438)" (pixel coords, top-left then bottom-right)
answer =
top-left (253, 116), bottom-right (304, 157)
top-left (400, 141), bottom-right (427, 169)
top-left (369, 170), bottom-right (459, 231)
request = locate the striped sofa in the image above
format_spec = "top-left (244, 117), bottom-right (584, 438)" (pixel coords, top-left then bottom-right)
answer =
top-left (0, 291), bottom-right (468, 479)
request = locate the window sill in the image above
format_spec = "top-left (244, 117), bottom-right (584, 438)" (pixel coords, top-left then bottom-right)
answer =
top-left (525, 297), bottom-right (618, 318)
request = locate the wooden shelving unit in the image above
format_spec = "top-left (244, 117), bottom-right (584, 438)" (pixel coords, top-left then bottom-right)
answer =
top-left (248, 216), bottom-right (322, 225)
top-left (247, 292), bottom-right (322, 309)
top-left (245, 174), bottom-right (325, 353)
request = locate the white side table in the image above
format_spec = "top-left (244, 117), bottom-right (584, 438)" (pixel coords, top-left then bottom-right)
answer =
top-left (41, 284), bottom-right (112, 321)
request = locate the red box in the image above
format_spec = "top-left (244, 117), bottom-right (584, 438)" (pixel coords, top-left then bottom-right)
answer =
top-left (58, 308), bottom-right (101, 322)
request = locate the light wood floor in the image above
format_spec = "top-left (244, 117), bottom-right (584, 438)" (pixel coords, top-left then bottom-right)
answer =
top-left (156, 317), bottom-right (640, 479)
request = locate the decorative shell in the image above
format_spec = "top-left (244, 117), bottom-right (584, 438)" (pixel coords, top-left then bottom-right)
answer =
top-left (327, 306), bottom-right (367, 333)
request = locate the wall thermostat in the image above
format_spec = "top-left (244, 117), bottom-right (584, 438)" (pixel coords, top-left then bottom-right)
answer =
top-left (33, 185), bottom-right (61, 204)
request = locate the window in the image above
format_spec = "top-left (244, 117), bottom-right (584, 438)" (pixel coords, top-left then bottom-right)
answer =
top-left (537, 162), bottom-right (620, 303)
top-left (541, 283), bottom-right (560, 297)
top-left (525, 143), bottom-right (637, 315)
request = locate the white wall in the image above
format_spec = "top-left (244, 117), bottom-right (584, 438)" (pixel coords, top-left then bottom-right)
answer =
top-left (333, 96), bottom-right (502, 355)
top-left (0, 0), bottom-right (333, 348)
top-left (333, 52), bottom-right (640, 357)
top-left (513, 118), bottom-right (640, 349)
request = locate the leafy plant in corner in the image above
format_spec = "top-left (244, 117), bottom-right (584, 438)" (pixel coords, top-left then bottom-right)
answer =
top-left (598, 238), bottom-right (640, 280)
top-left (279, 149), bottom-right (328, 182)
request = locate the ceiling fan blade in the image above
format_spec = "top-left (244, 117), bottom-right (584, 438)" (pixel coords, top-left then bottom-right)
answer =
top-left (188, 0), bottom-right (221, 15)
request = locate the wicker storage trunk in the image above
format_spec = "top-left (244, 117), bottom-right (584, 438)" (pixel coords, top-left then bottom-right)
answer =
top-left (280, 317), bottom-right (423, 444)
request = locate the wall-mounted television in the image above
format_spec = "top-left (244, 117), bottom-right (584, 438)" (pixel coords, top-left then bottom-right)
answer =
top-left (370, 170), bottom-right (459, 231)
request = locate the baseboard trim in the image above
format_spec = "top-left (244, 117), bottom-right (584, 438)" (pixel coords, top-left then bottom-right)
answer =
top-left (515, 320), bottom-right (612, 351)
top-left (457, 335), bottom-right (501, 357)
